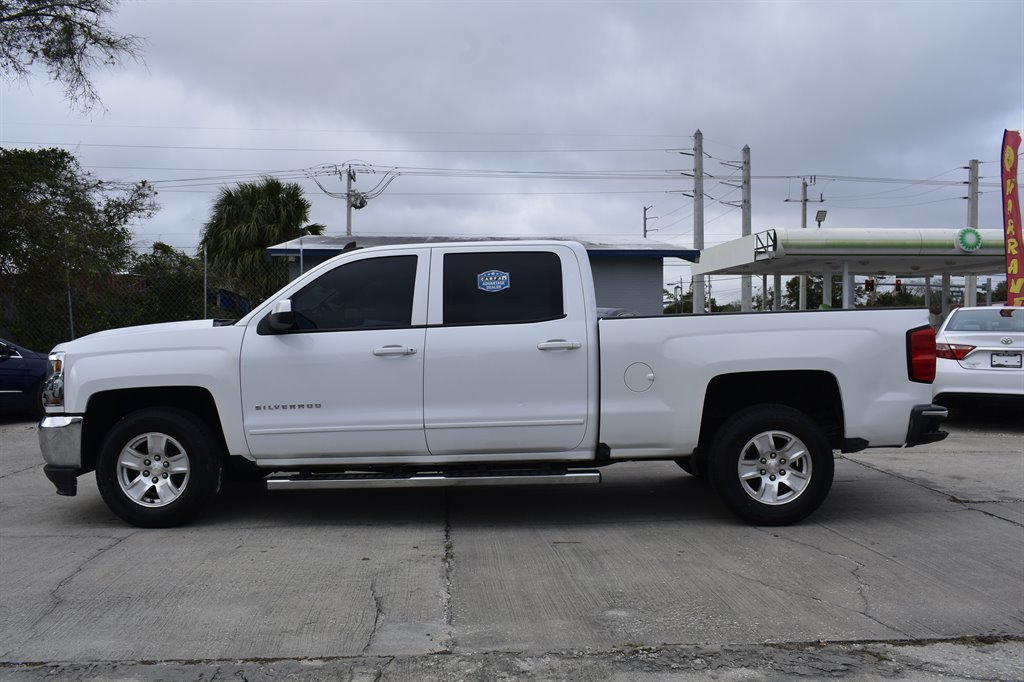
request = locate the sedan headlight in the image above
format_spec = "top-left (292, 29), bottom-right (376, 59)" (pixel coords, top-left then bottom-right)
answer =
top-left (43, 351), bottom-right (66, 408)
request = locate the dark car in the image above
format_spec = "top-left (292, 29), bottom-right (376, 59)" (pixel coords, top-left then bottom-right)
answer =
top-left (0, 338), bottom-right (48, 419)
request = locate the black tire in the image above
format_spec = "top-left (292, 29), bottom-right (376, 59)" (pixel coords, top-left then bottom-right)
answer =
top-left (96, 408), bottom-right (222, 527)
top-left (30, 382), bottom-right (45, 421)
top-left (707, 404), bottom-right (833, 526)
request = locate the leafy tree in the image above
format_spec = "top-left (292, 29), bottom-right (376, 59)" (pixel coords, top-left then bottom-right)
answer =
top-left (0, 0), bottom-right (143, 111)
top-left (992, 280), bottom-right (1007, 303)
top-left (783, 275), bottom-right (845, 309)
top-left (131, 242), bottom-right (205, 324)
top-left (0, 146), bottom-right (156, 348)
top-left (872, 288), bottom-right (925, 307)
top-left (200, 178), bottom-right (325, 303)
top-left (750, 290), bottom-right (775, 311)
top-left (662, 286), bottom-right (728, 313)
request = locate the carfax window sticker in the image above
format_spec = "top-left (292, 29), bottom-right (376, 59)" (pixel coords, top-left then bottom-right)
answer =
top-left (477, 269), bottom-right (511, 292)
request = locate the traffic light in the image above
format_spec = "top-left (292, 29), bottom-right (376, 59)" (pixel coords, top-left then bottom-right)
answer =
top-left (895, 278), bottom-right (902, 292)
top-left (865, 278), bottom-right (875, 292)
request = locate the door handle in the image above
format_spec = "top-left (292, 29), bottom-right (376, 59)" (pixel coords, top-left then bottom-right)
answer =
top-left (537, 340), bottom-right (581, 351)
top-left (373, 345), bottom-right (417, 356)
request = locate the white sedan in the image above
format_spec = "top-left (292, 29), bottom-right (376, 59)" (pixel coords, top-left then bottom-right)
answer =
top-left (932, 306), bottom-right (1024, 404)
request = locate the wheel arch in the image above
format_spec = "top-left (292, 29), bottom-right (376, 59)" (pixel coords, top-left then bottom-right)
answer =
top-left (698, 370), bottom-right (845, 452)
top-left (82, 387), bottom-right (228, 474)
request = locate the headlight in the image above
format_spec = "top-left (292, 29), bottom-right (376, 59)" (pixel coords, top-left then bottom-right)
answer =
top-left (43, 351), bottom-right (66, 408)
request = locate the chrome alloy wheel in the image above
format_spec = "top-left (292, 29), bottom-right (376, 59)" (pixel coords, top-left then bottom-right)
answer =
top-left (116, 432), bottom-right (191, 507)
top-left (736, 429), bottom-right (813, 505)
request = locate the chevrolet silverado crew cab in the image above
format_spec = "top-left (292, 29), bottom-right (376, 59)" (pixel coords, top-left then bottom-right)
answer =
top-left (38, 241), bottom-right (948, 527)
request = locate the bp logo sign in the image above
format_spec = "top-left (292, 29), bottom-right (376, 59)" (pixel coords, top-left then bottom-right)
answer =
top-left (955, 228), bottom-right (982, 253)
top-left (477, 270), bottom-right (511, 292)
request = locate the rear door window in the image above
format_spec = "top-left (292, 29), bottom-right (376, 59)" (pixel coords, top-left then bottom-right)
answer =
top-left (442, 252), bottom-right (564, 325)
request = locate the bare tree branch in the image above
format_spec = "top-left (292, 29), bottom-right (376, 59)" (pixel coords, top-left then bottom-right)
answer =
top-left (0, 0), bottom-right (143, 111)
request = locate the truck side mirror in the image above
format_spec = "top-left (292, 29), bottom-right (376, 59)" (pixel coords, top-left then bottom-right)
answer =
top-left (268, 299), bottom-right (296, 332)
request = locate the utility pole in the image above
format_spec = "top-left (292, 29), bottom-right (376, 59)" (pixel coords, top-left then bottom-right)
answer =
top-left (741, 145), bottom-right (751, 312)
top-left (799, 179), bottom-right (808, 310)
top-left (965, 159), bottom-right (980, 306)
top-left (721, 145), bottom-right (753, 311)
top-left (786, 177), bottom-right (824, 309)
top-left (643, 205), bottom-right (657, 238)
top-left (345, 164), bottom-right (354, 236)
top-left (692, 129), bottom-right (706, 315)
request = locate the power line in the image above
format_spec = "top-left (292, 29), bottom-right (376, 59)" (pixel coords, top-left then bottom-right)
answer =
top-left (821, 166), bottom-right (966, 200)
top-left (2, 121), bottom-right (690, 139)
top-left (1, 140), bottom-right (671, 154)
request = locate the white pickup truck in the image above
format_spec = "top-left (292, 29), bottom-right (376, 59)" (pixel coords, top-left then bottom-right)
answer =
top-left (39, 240), bottom-right (947, 527)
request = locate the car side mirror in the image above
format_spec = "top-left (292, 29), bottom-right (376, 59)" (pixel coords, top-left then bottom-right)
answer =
top-left (0, 343), bottom-right (11, 359)
top-left (268, 299), bottom-right (296, 332)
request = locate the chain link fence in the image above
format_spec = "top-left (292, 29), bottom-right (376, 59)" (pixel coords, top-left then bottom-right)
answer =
top-left (1, 253), bottom-right (289, 353)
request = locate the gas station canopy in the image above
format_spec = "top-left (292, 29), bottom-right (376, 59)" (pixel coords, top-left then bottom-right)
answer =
top-left (691, 228), bottom-right (1007, 278)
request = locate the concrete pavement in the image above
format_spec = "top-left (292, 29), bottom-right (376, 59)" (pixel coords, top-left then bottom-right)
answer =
top-left (0, 408), bottom-right (1021, 680)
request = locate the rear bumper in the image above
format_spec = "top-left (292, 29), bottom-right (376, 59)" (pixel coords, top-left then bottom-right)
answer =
top-left (38, 415), bottom-right (83, 496)
top-left (932, 360), bottom-right (1024, 399)
top-left (905, 404), bottom-right (948, 447)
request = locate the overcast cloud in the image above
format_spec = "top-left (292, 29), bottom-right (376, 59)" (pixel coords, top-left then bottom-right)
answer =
top-left (1, 0), bottom-right (1021, 301)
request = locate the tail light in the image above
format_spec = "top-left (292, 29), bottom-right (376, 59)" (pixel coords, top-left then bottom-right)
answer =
top-left (935, 343), bottom-right (975, 361)
top-left (907, 326), bottom-right (937, 383)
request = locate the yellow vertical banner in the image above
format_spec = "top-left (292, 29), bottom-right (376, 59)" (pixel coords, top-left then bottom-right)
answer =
top-left (1003, 130), bottom-right (1023, 306)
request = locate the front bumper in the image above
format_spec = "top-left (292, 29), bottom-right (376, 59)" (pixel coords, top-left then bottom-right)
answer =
top-left (905, 404), bottom-right (948, 447)
top-left (39, 415), bottom-right (83, 496)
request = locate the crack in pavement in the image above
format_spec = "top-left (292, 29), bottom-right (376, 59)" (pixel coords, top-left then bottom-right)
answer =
top-left (817, 520), bottom-right (1021, 612)
top-left (440, 489), bottom-right (455, 654)
top-left (361, 578), bottom-right (386, 656)
top-left (755, 526), bottom-right (912, 639)
top-left (962, 502), bottom-right (1024, 528)
top-left (3, 638), bottom-right (1023, 681)
top-left (0, 462), bottom-right (42, 480)
top-left (371, 655), bottom-right (395, 682)
top-left (842, 457), bottom-right (1024, 528)
top-left (18, 532), bottom-right (139, 654)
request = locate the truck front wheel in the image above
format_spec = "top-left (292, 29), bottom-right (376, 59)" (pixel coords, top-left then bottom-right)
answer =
top-left (708, 404), bottom-right (833, 525)
top-left (96, 409), bottom-right (222, 527)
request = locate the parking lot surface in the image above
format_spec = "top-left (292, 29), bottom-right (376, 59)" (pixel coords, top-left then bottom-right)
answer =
top-left (1, 407), bottom-right (1021, 680)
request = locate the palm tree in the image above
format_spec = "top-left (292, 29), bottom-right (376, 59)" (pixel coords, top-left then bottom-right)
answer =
top-left (201, 178), bottom-right (324, 302)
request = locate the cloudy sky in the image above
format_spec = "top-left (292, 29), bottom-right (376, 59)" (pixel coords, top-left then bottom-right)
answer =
top-left (2, 0), bottom-right (1021, 302)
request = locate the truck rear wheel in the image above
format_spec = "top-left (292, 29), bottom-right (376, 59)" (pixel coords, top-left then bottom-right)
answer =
top-left (96, 408), bottom-right (222, 528)
top-left (708, 404), bottom-right (833, 525)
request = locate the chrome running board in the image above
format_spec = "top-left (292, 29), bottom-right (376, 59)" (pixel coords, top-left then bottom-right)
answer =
top-left (266, 468), bottom-right (601, 491)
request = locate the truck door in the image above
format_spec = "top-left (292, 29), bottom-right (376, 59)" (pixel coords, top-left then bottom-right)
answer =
top-left (423, 246), bottom-right (592, 456)
top-left (240, 250), bottom-right (429, 462)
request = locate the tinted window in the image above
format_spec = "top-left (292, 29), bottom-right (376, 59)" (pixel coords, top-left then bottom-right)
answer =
top-left (948, 308), bottom-right (1023, 332)
top-left (443, 251), bottom-right (563, 325)
top-left (291, 255), bottom-right (416, 330)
